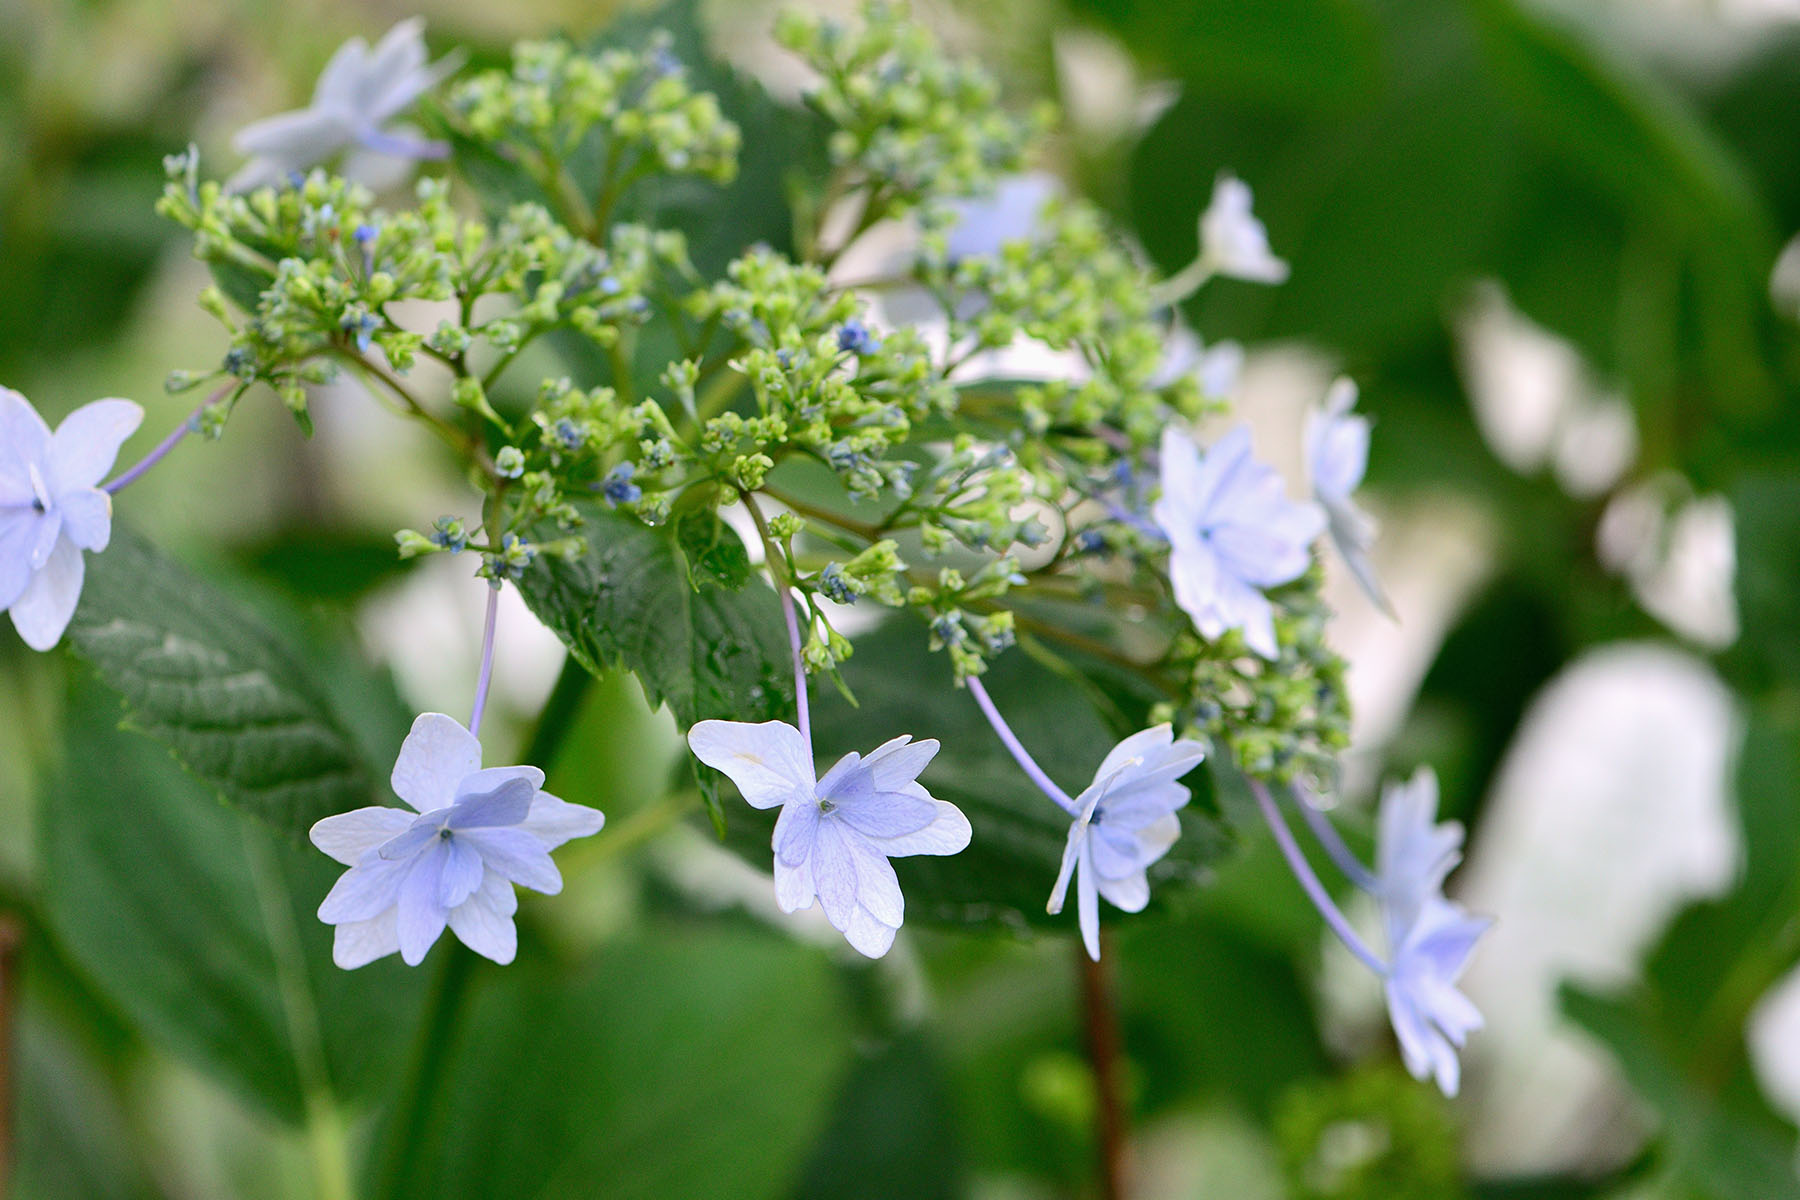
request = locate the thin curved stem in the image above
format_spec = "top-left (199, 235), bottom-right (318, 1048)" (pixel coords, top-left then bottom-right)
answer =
top-left (740, 492), bottom-right (811, 752)
top-left (964, 674), bottom-right (1080, 816)
top-left (103, 396), bottom-right (218, 494)
top-left (1250, 778), bottom-right (1388, 976)
top-left (468, 584), bottom-right (500, 738)
top-left (1291, 781), bottom-right (1380, 893)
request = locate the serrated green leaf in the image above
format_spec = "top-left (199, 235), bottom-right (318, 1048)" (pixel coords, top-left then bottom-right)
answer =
top-left (392, 931), bottom-right (853, 1200)
top-left (517, 501), bottom-right (793, 828)
top-left (63, 527), bottom-right (379, 838)
top-left (38, 678), bottom-right (429, 1127)
top-left (716, 617), bottom-right (1229, 933)
top-left (675, 508), bottom-right (752, 590)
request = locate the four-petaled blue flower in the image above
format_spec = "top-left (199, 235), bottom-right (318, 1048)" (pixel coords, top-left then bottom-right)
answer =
top-left (1152, 424), bottom-right (1324, 660)
top-left (1046, 725), bottom-right (1206, 960)
top-left (229, 19), bottom-right (459, 193)
top-left (310, 713), bottom-right (604, 968)
top-left (1307, 378), bottom-right (1394, 616)
top-left (0, 389), bottom-right (142, 650)
top-left (688, 720), bottom-right (972, 958)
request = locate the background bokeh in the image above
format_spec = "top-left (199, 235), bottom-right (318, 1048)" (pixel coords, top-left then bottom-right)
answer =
top-left (4, 0), bottom-right (1800, 1197)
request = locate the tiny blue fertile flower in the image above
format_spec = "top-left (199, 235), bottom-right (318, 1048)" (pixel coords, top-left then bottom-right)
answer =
top-left (0, 389), bottom-right (142, 650)
top-left (1152, 424), bottom-right (1324, 660)
top-left (600, 461), bottom-right (641, 506)
top-left (1046, 725), bottom-right (1206, 960)
top-left (836, 319), bottom-right (880, 356)
top-left (1307, 378), bottom-right (1394, 617)
top-left (1199, 174), bottom-right (1289, 284)
top-left (229, 18), bottom-right (459, 192)
top-left (687, 720), bottom-right (972, 958)
top-left (310, 713), bottom-right (603, 967)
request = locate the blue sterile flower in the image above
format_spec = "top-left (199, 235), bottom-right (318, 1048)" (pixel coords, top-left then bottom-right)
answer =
top-left (688, 720), bottom-right (971, 958)
top-left (1152, 424), bottom-right (1324, 660)
top-left (836, 319), bottom-right (880, 356)
top-left (1046, 725), bottom-right (1206, 961)
top-left (228, 19), bottom-right (459, 192)
top-left (0, 390), bottom-right (143, 650)
top-left (601, 462), bottom-right (641, 506)
top-left (1307, 378), bottom-right (1394, 617)
top-left (310, 713), bottom-right (604, 967)
top-left (1384, 897), bottom-right (1490, 1097)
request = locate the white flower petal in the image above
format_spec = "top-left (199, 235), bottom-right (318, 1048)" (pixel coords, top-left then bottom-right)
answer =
top-left (1096, 869), bottom-right (1150, 914)
top-left (395, 848), bottom-right (450, 965)
top-left (232, 107), bottom-right (352, 166)
top-left (0, 509), bottom-right (44, 611)
top-left (810, 820), bottom-right (859, 930)
top-left (864, 799), bottom-right (970, 857)
top-left (318, 853), bottom-right (410, 924)
top-left (332, 910), bottom-right (400, 969)
top-left (518, 791), bottom-right (604, 850)
top-left (687, 719), bottom-right (814, 808)
top-left (842, 903), bottom-right (899, 959)
top-left (835, 788), bottom-right (938, 839)
top-left (309, 806), bottom-right (416, 866)
top-left (843, 829), bottom-right (904, 927)
top-left (0, 388), bottom-right (52, 497)
top-left (48, 399), bottom-right (142, 493)
top-left (10, 536), bottom-right (83, 651)
top-left (1076, 839), bottom-right (1101, 961)
top-left (860, 735), bottom-right (939, 792)
top-left (56, 488), bottom-right (112, 553)
top-left (390, 713), bottom-right (482, 812)
top-left (772, 853), bottom-right (816, 913)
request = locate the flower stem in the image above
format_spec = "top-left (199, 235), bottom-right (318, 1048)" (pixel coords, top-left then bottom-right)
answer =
top-left (741, 492), bottom-right (811, 752)
top-left (1250, 778), bottom-right (1388, 976)
top-left (102, 398), bottom-right (215, 494)
top-left (964, 674), bottom-right (1080, 816)
top-left (1078, 940), bottom-right (1128, 1200)
top-left (1291, 781), bottom-right (1379, 893)
top-left (469, 584), bottom-right (500, 738)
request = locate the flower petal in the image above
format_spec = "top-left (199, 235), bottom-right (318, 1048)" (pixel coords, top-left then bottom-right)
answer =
top-left (1096, 869), bottom-right (1150, 914)
top-left (687, 720), bottom-right (814, 809)
top-left (843, 830), bottom-right (904, 927)
top-left (48, 399), bottom-right (142, 493)
top-left (0, 509), bottom-right (44, 611)
top-left (309, 805), bottom-right (416, 866)
top-left (9, 536), bottom-right (83, 651)
top-left (774, 797), bottom-right (820, 867)
top-left (810, 820), bottom-right (858, 931)
top-left (391, 713), bottom-right (482, 812)
top-left (835, 788), bottom-right (938, 839)
top-left (446, 871), bottom-right (518, 965)
top-left (447, 773), bottom-right (537, 829)
top-left (0, 388), bottom-right (52, 502)
top-left (332, 910), bottom-right (400, 969)
top-left (518, 791), bottom-right (605, 850)
top-left (843, 903), bottom-right (899, 959)
top-left (438, 835), bottom-right (485, 909)
top-left (318, 853), bottom-right (409, 924)
top-left (459, 826), bottom-right (563, 894)
top-left (57, 488), bottom-right (112, 553)
top-left (860, 735), bottom-right (939, 792)
top-left (772, 853), bottom-right (815, 913)
top-left (1076, 839), bottom-right (1101, 961)
top-left (866, 799), bottom-right (971, 857)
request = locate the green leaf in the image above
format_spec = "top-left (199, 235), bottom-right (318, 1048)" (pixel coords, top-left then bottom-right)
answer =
top-left (794, 1033), bottom-right (962, 1200)
top-left (676, 507), bottom-right (753, 590)
top-left (517, 502), bottom-right (793, 827)
top-left (37, 678), bottom-right (429, 1127)
top-left (63, 526), bottom-right (378, 838)
top-left (393, 930), bottom-right (854, 1200)
top-left (16, 1020), bottom-right (161, 1200)
top-left (717, 617), bottom-right (1229, 933)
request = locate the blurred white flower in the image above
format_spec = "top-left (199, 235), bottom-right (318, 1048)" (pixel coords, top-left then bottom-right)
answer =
top-left (1199, 174), bottom-right (1289, 285)
top-left (1385, 897), bottom-right (1491, 1097)
top-left (230, 19), bottom-right (459, 192)
top-left (1307, 378), bottom-right (1394, 616)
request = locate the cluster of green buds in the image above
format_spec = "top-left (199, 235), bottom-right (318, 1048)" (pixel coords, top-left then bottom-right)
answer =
top-left (154, 0), bottom-right (1353, 784)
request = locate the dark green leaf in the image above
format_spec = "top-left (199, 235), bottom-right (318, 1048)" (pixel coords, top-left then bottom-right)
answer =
top-left (64, 526), bottom-right (378, 838)
top-left (394, 930), bottom-right (854, 1200)
top-left (794, 1033), bottom-right (962, 1200)
top-left (676, 508), bottom-right (752, 590)
top-left (37, 678), bottom-right (429, 1126)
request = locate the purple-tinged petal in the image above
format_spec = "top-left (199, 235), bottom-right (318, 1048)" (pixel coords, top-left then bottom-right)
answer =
top-left (842, 903), bottom-right (898, 959)
top-left (688, 720), bottom-right (814, 809)
top-left (772, 854), bottom-right (815, 913)
top-left (57, 489), bottom-right (112, 553)
top-left (810, 820), bottom-right (858, 930)
top-left (10, 536), bottom-right (82, 651)
top-left (835, 789), bottom-right (938, 839)
top-left (395, 848), bottom-right (450, 966)
top-left (447, 871), bottom-right (518, 964)
top-left (842, 830), bottom-right (904, 927)
top-left (1076, 839), bottom-right (1101, 961)
top-left (0, 509), bottom-right (44, 611)
top-left (447, 774), bottom-right (536, 829)
top-left (860, 735), bottom-right (939, 792)
top-left (0, 389), bottom-right (52, 497)
top-left (25, 498), bottom-right (60, 571)
top-left (438, 836), bottom-right (485, 908)
top-left (48, 399), bottom-right (142, 493)
top-left (318, 853), bottom-right (410, 924)
top-left (774, 798), bottom-right (820, 868)
top-left (863, 799), bottom-right (970, 857)
top-left (391, 713), bottom-right (482, 812)
top-left (310, 806), bottom-right (415, 866)
top-left (377, 813), bottom-right (448, 861)
top-left (454, 765), bottom-right (545, 804)
top-left (459, 826), bottom-right (563, 894)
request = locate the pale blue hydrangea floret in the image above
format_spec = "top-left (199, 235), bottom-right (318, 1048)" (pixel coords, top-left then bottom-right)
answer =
top-left (229, 18), bottom-right (459, 192)
top-left (1152, 425), bottom-right (1324, 659)
top-left (1151, 326), bottom-right (1243, 398)
top-left (687, 719), bottom-right (972, 958)
top-left (943, 172), bottom-right (1059, 260)
top-left (1046, 725), bottom-right (1206, 961)
top-left (1307, 378), bottom-right (1395, 617)
top-left (1372, 766), bottom-right (1487, 1096)
top-left (0, 389), bottom-right (142, 650)
top-left (1199, 173), bottom-right (1290, 285)
top-left (309, 713), bottom-right (604, 968)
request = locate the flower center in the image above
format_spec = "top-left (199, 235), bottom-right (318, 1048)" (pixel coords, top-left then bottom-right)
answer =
top-left (818, 798), bottom-right (836, 814)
